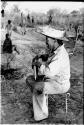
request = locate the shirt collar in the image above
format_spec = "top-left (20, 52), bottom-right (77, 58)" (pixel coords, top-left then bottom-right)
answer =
top-left (54, 44), bottom-right (64, 54)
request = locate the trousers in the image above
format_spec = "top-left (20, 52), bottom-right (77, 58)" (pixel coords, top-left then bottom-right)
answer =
top-left (26, 75), bottom-right (70, 121)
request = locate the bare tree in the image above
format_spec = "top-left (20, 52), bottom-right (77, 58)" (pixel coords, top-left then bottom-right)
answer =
top-left (27, 13), bottom-right (30, 23)
top-left (1, 1), bottom-right (8, 17)
top-left (12, 4), bottom-right (20, 13)
top-left (1, 1), bottom-right (8, 28)
top-left (80, 8), bottom-right (84, 17)
top-left (1, 1), bottom-right (7, 9)
top-left (32, 16), bottom-right (34, 24)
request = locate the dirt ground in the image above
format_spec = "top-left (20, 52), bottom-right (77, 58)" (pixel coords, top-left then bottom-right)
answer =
top-left (0, 28), bottom-right (83, 124)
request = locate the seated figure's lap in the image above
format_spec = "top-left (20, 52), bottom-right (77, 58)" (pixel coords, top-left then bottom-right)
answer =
top-left (26, 75), bottom-right (45, 91)
top-left (26, 75), bottom-right (45, 83)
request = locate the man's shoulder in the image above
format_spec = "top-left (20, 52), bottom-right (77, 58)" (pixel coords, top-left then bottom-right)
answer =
top-left (62, 45), bottom-right (68, 54)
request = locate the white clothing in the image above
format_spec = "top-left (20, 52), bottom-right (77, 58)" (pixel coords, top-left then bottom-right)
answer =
top-left (40, 45), bottom-right (70, 82)
top-left (6, 24), bottom-right (12, 36)
top-left (1, 17), bottom-right (5, 29)
top-left (33, 94), bottom-right (48, 121)
top-left (33, 44), bottom-right (70, 121)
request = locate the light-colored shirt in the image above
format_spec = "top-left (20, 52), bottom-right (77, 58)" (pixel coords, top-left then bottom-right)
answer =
top-left (39, 44), bottom-right (70, 84)
top-left (6, 24), bottom-right (12, 31)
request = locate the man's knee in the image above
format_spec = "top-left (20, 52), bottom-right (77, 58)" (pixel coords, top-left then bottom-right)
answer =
top-left (26, 75), bottom-right (35, 84)
top-left (34, 82), bottom-right (44, 95)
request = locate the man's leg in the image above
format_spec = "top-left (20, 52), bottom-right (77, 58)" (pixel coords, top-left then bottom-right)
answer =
top-left (44, 80), bottom-right (70, 94)
top-left (32, 79), bottom-right (70, 121)
top-left (33, 82), bottom-right (48, 121)
top-left (33, 90), bottom-right (48, 121)
top-left (26, 76), bottom-right (48, 121)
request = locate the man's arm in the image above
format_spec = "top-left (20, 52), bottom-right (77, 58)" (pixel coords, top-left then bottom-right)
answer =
top-left (39, 57), bottom-right (61, 77)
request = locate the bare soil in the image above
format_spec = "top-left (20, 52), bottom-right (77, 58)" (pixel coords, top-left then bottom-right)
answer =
top-left (1, 28), bottom-right (83, 124)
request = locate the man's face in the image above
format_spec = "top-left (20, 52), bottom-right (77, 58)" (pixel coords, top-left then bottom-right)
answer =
top-left (46, 38), bottom-right (58, 51)
top-left (46, 38), bottom-right (55, 49)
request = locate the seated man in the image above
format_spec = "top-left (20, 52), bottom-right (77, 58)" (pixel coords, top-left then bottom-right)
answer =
top-left (26, 34), bottom-right (70, 121)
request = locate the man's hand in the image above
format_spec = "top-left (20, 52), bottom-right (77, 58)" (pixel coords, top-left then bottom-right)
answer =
top-left (32, 54), bottom-right (49, 70)
top-left (32, 59), bottom-right (42, 69)
top-left (34, 83), bottom-right (44, 95)
top-left (32, 55), bottom-right (43, 69)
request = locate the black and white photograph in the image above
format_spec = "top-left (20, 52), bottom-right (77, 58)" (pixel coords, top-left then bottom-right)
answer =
top-left (0, 1), bottom-right (84, 124)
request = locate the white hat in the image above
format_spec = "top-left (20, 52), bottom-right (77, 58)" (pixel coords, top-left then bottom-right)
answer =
top-left (37, 26), bottom-right (69, 41)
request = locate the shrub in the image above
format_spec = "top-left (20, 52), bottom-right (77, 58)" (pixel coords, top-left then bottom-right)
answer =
top-left (12, 26), bottom-right (18, 32)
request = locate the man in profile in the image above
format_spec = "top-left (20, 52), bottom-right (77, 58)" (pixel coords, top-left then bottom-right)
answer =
top-left (26, 30), bottom-right (70, 121)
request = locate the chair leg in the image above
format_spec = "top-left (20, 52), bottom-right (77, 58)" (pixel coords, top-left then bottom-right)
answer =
top-left (65, 93), bottom-right (70, 123)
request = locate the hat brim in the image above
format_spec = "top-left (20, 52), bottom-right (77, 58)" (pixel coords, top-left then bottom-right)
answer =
top-left (56, 37), bottom-right (69, 42)
top-left (39, 31), bottom-right (69, 42)
top-left (36, 26), bottom-right (69, 42)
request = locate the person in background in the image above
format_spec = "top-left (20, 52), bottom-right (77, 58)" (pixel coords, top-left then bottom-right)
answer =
top-left (26, 32), bottom-right (70, 121)
top-left (32, 16), bottom-right (34, 26)
top-left (3, 33), bottom-right (19, 68)
top-left (1, 9), bottom-right (5, 29)
top-left (5, 20), bottom-right (13, 37)
top-left (3, 33), bottom-right (12, 54)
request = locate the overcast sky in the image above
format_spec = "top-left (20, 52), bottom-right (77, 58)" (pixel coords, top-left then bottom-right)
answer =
top-left (5, 2), bottom-right (84, 14)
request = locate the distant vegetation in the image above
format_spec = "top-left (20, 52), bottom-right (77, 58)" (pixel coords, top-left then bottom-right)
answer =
top-left (1, 2), bottom-right (84, 38)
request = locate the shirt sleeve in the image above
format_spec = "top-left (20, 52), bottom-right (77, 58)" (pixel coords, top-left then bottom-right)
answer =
top-left (40, 47), bottom-right (70, 81)
top-left (39, 57), bottom-right (61, 77)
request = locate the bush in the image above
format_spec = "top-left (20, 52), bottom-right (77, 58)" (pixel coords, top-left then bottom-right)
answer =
top-left (12, 26), bottom-right (18, 32)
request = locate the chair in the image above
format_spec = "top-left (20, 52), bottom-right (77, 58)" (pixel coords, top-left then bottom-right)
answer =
top-left (49, 92), bottom-right (70, 123)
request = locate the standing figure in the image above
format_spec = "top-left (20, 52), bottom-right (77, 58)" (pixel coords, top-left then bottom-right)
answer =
top-left (1, 9), bottom-right (5, 29)
top-left (2, 33), bottom-right (13, 68)
top-left (5, 20), bottom-right (12, 37)
top-left (2, 33), bottom-right (19, 68)
top-left (21, 13), bottom-right (26, 35)
top-left (32, 16), bottom-right (34, 25)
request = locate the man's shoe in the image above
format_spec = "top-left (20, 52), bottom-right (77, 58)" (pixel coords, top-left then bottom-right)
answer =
top-left (35, 117), bottom-right (48, 123)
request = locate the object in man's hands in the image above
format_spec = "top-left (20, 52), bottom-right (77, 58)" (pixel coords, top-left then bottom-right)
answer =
top-left (37, 90), bottom-right (43, 95)
top-left (32, 53), bottom-right (55, 79)
top-left (34, 66), bottom-right (37, 80)
top-left (40, 54), bottom-right (49, 62)
top-left (32, 54), bottom-right (49, 79)
top-left (32, 55), bottom-right (41, 68)
top-left (32, 55), bottom-right (39, 80)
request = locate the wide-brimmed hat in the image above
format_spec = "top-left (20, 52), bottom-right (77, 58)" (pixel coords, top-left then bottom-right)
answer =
top-left (37, 26), bottom-right (69, 42)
